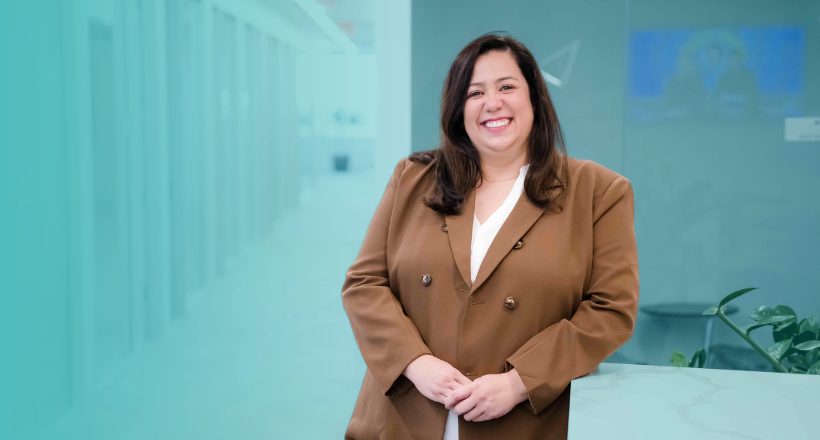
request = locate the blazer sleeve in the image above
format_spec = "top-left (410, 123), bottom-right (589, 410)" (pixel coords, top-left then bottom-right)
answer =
top-left (505, 175), bottom-right (639, 415)
top-left (341, 157), bottom-right (433, 396)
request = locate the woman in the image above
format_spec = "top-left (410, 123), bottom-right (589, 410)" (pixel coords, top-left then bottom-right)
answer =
top-left (341, 32), bottom-right (639, 440)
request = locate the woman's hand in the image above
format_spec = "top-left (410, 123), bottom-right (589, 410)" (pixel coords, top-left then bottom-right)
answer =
top-left (402, 355), bottom-right (472, 404)
top-left (444, 369), bottom-right (529, 422)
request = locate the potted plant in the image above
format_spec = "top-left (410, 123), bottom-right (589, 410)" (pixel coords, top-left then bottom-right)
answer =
top-left (671, 288), bottom-right (820, 374)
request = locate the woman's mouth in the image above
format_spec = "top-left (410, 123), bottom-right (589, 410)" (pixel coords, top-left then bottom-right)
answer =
top-left (481, 117), bottom-right (512, 132)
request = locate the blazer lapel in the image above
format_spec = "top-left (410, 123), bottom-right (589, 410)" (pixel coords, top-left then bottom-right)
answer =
top-left (444, 188), bottom-right (476, 290)
top-left (444, 186), bottom-right (548, 294)
top-left (441, 155), bottom-right (566, 294)
top-left (470, 192), bottom-right (547, 295)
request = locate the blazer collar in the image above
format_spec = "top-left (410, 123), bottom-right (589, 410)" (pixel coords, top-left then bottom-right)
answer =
top-left (444, 155), bottom-right (569, 295)
top-left (444, 184), bottom-right (548, 295)
top-left (444, 189), bottom-right (476, 290)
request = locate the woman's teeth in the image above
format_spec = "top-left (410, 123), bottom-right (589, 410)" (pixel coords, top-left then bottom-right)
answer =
top-left (484, 118), bottom-right (510, 128)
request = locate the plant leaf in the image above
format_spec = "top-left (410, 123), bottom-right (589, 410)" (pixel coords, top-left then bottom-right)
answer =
top-left (759, 315), bottom-right (795, 325)
top-left (702, 306), bottom-right (718, 316)
top-left (775, 319), bottom-right (798, 331)
top-left (794, 341), bottom-right (820, 351)
top-left (808, 360), bottom-right (820, 375)
top-left (794, 330), bottom-right (817, 347)
top-left (741, 317), bottom-right (788, 336)
top-left (688, 348), bottom-right (706, 368)
top-left (750, 306), bottom-right (775, 321)
top-left (718, 287), bottom-right (758, 309)
top-left (799, 316), bottom-right (820, 338)
top-left (670, 350), bottom-right (688, 367)
top-left (773, 305), bottom-right (798, 322)
top-left (786, 354), bottom-right (809, 369)
top-left (767, 338), bottom-right (793, 361)
top-left (807, 349), bottom-right (819, 367)
top-left (765, 306), bottom-right (798, 337)
top-left (773, 321), bottom-right (799, 343)
top-left (790, 367), bottom-right (807, 374)
top-left (782, 346), bottom-right (798, 362)
top-left (696, 349), bottom-right (707, 368)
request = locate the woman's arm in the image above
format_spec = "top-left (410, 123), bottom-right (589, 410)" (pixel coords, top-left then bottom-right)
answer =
top-left (504, 174), bottom-right (639, 415)
top-left (341, 157), bottom-right (434, 396)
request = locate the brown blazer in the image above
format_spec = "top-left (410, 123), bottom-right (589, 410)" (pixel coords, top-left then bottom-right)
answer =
top-left (341, 154), bottom-right (639, 440)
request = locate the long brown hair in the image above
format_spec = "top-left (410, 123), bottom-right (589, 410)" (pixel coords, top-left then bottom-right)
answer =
top-left (410, 32), bottom-right (568, 215)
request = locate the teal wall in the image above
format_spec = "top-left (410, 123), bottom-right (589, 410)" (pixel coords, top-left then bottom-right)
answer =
top-left (1, 1), bottom-right (308, 438)
top-left (1, 1), bottom-right (73, 436)
top-left (412, 0), bottom-right (820, 366)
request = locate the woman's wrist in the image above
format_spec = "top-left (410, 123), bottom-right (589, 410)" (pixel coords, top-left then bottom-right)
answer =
top-left (505, 368), bottom-right (529, 404)
top-left (402, 354), bottom-right (432, 381)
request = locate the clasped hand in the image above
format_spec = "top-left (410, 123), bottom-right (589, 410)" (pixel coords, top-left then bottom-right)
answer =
top-left (402, 355), bottom-right (528, 422)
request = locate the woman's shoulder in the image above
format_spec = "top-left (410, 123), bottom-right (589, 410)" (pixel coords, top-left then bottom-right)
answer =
top-left (407, 149), bottom-right (437, 166)
top-left (400, 149), bottom-right (438, 182)
top-left (565, 156), bottom-right (630, 191)
top-left (563, 156), bottom-right (633, 216)
top-left (383, 150), bottom-right (437, 199)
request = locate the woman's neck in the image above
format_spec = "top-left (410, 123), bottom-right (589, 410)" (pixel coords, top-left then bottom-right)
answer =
top-left (480, 150), bottom-right (528, 181)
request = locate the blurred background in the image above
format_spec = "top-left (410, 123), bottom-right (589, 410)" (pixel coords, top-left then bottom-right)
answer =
top-left (1, 0), bottom-right (819, 438)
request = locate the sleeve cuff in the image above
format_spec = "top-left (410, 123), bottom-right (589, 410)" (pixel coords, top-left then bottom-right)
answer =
top-left (380, 350), bottom-right (432, 397)
top-left (505, 359), bottom-right (539, 414)
top-left (385, 374), bottom-right (415, 396)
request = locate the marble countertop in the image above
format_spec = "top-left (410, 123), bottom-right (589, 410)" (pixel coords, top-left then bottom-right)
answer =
top-left (568, 363), bottom-right (820, 440)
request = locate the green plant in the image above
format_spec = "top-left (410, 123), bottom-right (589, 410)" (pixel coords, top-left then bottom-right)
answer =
top-left (699, 287), bottom-right (820, 374)
top-left (670, 348), bottom-right (706, 368)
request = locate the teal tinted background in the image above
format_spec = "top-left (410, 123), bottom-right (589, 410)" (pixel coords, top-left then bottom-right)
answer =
top-left (0, 0), bottom-right (817, 439)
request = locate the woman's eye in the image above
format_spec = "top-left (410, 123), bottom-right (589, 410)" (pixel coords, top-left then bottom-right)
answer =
top-left (468, 86), bottom-right (511, 98)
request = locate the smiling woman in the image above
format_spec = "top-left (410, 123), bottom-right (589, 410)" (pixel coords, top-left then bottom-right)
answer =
top-left (463, 50), bottom-right (537, 226)
top-left (341, 32), bottom-right (639, 440)
top-left (464, 52), bottom-right (534, 167)
top-left (423, 32), bottom-right (568, 217)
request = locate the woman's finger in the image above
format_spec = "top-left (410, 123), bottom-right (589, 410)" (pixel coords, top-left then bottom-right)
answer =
top-left (454, 373), bottom-right (472, 386)
top-left (463, 407), bottom-right (484, 422)
top-left (474, 407), bottom-right (497, 422)
top-left (444, 383), bottom-right (472, 409)
top-left (452, 393), bottom-right (478, 416)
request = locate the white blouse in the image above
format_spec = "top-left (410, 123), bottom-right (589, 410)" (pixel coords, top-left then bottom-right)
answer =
top-left (443, 163), bottom-right (529, 440)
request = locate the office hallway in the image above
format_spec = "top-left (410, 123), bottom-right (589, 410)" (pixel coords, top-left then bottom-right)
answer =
top-left (51, 169), bottom-right (389, 440)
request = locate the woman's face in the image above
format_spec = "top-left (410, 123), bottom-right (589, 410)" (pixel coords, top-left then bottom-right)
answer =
top-left (463, 50), bottom-right (533, 159)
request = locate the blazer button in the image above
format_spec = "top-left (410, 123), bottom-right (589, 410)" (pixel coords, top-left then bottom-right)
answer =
top-left (504, 296), bottom-right (518, 309)
top-left (421, 273), bottom-right (432, 286)
top-left (441, 224), bottom-right (448, 232)
top-left (513, 240), bottom-right (524, 249)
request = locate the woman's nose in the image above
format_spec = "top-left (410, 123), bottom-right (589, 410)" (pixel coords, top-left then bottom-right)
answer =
top-left (484, 91), bottom-right (502, 111)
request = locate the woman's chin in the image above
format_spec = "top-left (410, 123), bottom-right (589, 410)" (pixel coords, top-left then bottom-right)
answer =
top-left (480, 139), bottom-right (518, 153)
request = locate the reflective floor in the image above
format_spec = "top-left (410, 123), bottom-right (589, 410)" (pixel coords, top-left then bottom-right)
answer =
top-left (50, 169), bottom-right (383, 440)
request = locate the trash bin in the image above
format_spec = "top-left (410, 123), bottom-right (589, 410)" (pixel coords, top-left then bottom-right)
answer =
top-left (333, 154), bottom-right (349, 172)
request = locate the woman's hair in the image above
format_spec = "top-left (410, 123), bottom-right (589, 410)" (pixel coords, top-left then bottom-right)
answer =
top-left (409, 32), bottom-right (568, 215)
